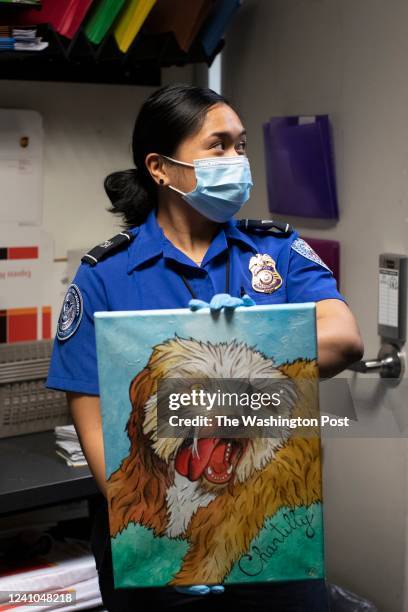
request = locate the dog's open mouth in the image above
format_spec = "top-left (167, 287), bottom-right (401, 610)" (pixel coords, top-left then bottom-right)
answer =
top-left (175, 439), bottom-right (246, 484)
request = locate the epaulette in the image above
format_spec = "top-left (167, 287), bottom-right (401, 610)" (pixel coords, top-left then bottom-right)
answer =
top-left (236, 218), bottom-right (293, 236)
top-left (81, 231), bottom-right (135, 266)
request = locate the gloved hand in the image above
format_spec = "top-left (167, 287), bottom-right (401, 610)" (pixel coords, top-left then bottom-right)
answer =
top-left (174, 585), bottom-right (225, 596)
top-left (189, 292), bottom-right (255, 311)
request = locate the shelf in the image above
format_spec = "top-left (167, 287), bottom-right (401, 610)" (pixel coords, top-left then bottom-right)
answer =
top-left (0, 23), bottom-right (224, 85)
top-left (0, 430), bottom-right (98, 515)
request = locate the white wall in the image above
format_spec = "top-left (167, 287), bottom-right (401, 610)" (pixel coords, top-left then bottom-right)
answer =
top-left (223, 1), bottom-right (408, 610)
top-left (0, 66), bottom-right (192, 259)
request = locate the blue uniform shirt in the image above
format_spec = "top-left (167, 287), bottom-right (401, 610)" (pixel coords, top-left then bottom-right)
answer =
top-left (46, 208), bottom-right (346, 395)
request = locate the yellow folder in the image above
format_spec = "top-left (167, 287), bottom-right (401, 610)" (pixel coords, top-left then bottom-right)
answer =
top-left (114, 0), bottom-right (157, 53)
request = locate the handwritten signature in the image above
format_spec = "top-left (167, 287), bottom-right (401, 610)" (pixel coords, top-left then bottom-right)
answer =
top-left (238, 508), bottom-right (316, 576)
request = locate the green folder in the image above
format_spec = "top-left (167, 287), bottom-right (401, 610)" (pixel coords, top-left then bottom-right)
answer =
top-left (84, 0), bottom-right (127, 45)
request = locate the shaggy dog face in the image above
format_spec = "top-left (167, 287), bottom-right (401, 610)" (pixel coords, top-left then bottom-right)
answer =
top-left (133, 337), bottom-right (298, 536)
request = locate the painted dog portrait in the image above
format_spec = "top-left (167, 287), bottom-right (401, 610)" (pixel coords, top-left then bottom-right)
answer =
top-left (95, 306), bottom-right (324, 587)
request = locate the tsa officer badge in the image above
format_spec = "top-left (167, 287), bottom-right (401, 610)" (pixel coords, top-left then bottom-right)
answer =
top-left (249, 253), bottom-right (283, 293)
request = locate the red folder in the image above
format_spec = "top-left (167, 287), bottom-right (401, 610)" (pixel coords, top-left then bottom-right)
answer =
top-left (1, 0), bottom-right (94, 39)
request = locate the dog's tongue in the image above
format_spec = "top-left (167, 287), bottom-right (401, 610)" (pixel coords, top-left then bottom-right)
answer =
top-left (175, 439), bottom-right (221, 481)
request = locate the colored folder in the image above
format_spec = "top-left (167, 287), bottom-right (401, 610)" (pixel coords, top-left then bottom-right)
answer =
top-left (2, 0), bottom-right (94, 39)
top-left (57, 1), bottom-right (94, 39)
top-left (201, 0), bottom-right (241, 56)
top-left (263, 115), bottom-right (339, 219)
top-left (145, 0), bottom-right (216, 53)
top-left (114, 0), bottom-right (157, 53)
top-left (84, 0), bottom-right (127, 45)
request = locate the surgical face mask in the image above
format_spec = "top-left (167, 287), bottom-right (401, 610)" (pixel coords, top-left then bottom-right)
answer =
top-left (162, 154), bottom-right (253, 223)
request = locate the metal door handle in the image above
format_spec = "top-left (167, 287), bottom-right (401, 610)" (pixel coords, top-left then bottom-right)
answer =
top-left (347, 343), bottom-right (404, 379)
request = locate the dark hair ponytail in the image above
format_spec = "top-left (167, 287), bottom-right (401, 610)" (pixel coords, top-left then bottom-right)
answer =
top-left (104, 83), bottom-right (229, 228)
top-left (104, 168), bottom-right (151, 227)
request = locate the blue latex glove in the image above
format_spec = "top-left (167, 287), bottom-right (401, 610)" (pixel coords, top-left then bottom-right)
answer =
top-left (174, 585), bottom-right (225, 596)
top-left (189, 293), bottom-right (255, 311)
top-left (209, 585), bottom-right (225, 594)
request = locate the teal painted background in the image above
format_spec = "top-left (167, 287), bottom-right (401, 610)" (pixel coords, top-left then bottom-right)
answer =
top-left (111, 503), bottom-right (324, 588)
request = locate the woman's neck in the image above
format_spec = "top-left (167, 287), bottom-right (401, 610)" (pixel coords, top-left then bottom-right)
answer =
top-left (156, 197), bottom-right (219, 263)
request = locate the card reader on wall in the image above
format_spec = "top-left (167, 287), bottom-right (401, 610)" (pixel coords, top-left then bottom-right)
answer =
top-left (378, 253), bottom-right (407, 345)
top-left (348, 253), bottom-right (407, 379)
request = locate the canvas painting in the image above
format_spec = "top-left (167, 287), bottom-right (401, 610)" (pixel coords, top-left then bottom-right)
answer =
top-left (94, 303), bottom-right (325, 588)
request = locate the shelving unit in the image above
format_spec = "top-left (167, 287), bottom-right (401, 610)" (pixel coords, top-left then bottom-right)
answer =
top-left (0, 22), bottom-right (224, 85)
top-left (0, 430), bottom-right (98, 514)
top-left (0, 431), bottom-right (104, 610)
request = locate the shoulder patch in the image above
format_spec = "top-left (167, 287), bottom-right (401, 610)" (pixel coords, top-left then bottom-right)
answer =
top-left (57, 284), bottom-right (83, 341)
top-left (81, 231), bottom-right (134, 266)
top-left (291, 238), bottom-right (333, 273)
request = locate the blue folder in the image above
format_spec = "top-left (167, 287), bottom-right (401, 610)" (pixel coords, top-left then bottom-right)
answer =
top-left (201, 0), bottom-right (241, 56)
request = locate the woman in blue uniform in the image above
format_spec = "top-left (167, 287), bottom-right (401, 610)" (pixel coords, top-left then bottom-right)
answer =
top-left (47, 83), bottom-right (364, 611)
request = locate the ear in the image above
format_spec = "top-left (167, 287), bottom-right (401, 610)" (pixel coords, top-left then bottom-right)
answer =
top-left (145, 152), bottom-right (169, 186)
top-left (108, 364), bottom-right (170, 538)
top-left (126, 366), bottom-right (156, 444)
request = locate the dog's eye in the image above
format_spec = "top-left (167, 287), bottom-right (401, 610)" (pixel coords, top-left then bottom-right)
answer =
top-left (190, 383), bottom-right (204, 393)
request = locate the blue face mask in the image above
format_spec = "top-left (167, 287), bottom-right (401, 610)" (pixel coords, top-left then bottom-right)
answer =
top-left (162, 155), bottom-right (253, 223)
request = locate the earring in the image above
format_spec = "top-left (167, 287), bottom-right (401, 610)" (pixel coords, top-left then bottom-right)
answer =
top-left (159, 179), bottom-right (164, 185)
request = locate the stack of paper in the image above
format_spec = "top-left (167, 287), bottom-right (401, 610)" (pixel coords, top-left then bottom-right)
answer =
top-left (13, 27), bottom-right (48, 51)
top-left (55, 425), bottom-right (87, 467)
top-left (0, 25), bottom-right (48, 51)
top-left (0, 536), bottom-right (102, 611)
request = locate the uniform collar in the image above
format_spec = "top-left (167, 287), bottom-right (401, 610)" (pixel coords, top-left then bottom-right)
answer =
top-left (127, 210), bottom-right (258, 273)
top-left (127, 209), bottom-right (164, 273)
top-left (223, 218), bottom-right (259, 253)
